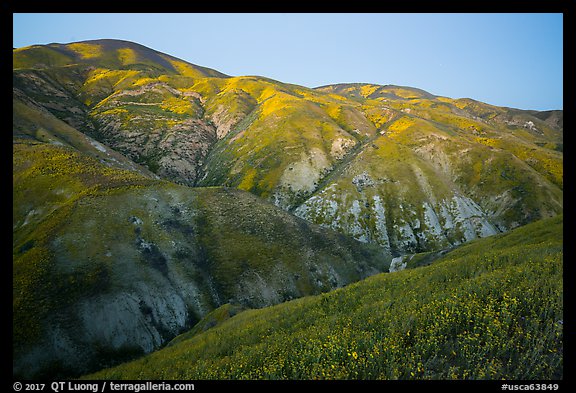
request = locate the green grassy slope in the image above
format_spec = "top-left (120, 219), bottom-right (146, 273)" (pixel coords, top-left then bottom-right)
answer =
top-left (87, 214), bottom-right (563, 380)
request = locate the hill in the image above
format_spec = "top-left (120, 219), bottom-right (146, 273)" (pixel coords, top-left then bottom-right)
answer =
top-left (13, 39), bottom-right (563, 256)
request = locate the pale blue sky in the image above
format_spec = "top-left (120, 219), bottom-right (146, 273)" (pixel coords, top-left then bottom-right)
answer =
top-left (13, 13), bottom-right (563, 111)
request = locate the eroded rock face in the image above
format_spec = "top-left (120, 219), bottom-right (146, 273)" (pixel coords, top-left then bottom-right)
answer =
top-left (87, 81), bottom-right (217, 186)
top-left (295, 188), bottom-right (499, 256)
top-left (94, 113), bottom-right (217, 186)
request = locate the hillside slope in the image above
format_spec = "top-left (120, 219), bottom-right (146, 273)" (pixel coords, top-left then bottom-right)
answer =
top-left (12, 40), bottom-right (563, 380)
top-left (13, 140), bottom-right (390, 379)
top-left (13, 40), bottom-right (563, 256)
top-left (86, 214), bottom-right (563, 380)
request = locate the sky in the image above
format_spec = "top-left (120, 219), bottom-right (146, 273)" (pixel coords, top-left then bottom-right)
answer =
top-left (13, 13), bottom-right (563, 111)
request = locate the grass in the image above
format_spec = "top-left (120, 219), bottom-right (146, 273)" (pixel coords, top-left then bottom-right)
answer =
top-left (86, 214), bottom-right (562, 380)
top-left (199, 90), bottom-right (357, 205)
